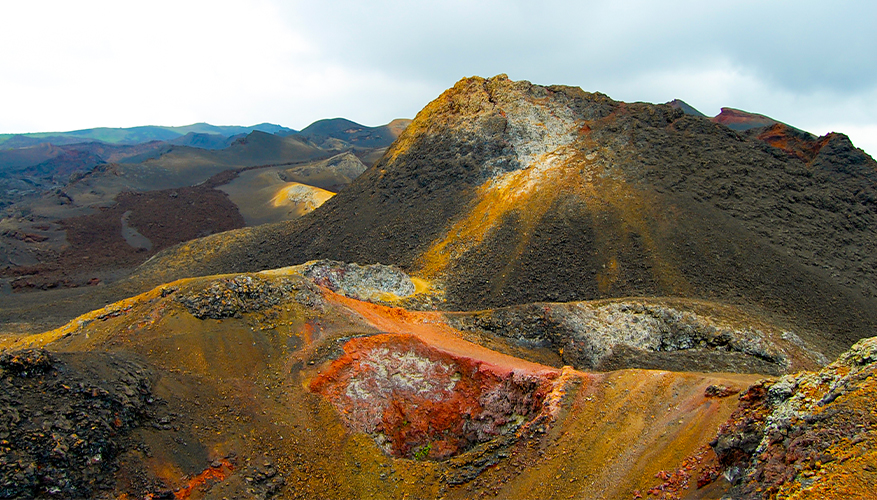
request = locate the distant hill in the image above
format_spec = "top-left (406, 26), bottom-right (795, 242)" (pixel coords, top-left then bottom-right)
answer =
top-left (710, 107), bottom-right (780, 131)
top-left (0, 141), bottom-right (169, 175)
top-left (168, 132), bottom-right (240, 150)
top-left (0, 119), bottom-right (414, 150)
top-left (56, 131), bottom-right (328, 205)
top-left (666, 99), bottom-right (706, 117)
top-left (0, 122), bottom-right (295, 148)
top-left (284, 117), bottom-right (412, 149)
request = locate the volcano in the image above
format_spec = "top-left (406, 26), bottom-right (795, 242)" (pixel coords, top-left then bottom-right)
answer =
top-left (134, 75), bottom-right (877, 359)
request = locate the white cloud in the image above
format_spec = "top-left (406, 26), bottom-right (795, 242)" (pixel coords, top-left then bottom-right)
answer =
top-left (812, 124), bottom-right (877, 160)
top-left (0, 0), bottom-right (875, 157)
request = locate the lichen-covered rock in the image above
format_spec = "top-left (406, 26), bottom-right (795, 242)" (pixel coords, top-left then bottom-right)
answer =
top-left (707, 335), bottom-right (877, 498)
top-left (834, 335), bottom-right (877, 368)
top-left (301, 260), bottom-right (416, 302)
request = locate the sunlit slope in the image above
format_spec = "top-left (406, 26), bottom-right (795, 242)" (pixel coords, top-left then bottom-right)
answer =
top-left (218, 152), bottom-right (366, 225)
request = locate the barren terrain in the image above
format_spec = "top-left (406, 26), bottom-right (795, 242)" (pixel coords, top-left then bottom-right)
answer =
top-left (1, 76), bottom-right (875, 499)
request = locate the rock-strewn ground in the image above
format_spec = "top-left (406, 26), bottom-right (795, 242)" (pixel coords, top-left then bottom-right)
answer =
top-left (703, 336), bottom-right (877, 499)
top-left (0, 349), bottom-right (155, 499)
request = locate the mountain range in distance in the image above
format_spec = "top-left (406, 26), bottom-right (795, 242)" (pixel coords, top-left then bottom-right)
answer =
top-left (0, 122), bottom-right (294, 149)
top-left (0, 117), bottom-right (416, 151)
top-left (1, 75), bottom-right (876, 499)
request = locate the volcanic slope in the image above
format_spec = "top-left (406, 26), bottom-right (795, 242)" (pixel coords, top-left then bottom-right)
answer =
top-left (218, 152), bottom-right (367, 226)
top-left (134, 75), bottom-right (877, 358)
top-left (1, 263), bottom-right (872, 499)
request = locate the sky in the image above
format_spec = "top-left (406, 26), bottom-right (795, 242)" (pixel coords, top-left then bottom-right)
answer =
top-left (1, 0), bottom-right (875, 156)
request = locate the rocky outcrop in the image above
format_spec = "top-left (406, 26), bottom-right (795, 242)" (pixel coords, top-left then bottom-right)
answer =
top-left (449, 299), bottom-right (826, 374)
top-left (301, 260), bottom-right (416, 302)
top-left (310, 333), bottom-right (566, 460)
top-left (750, 123), bottom-right (829, 163)
top-left (175, 274), bottom-right (317, 319)
top-left (706, 336), bottom-right (877, 498)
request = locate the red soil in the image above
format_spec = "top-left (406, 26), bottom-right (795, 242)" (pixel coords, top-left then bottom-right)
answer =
top-left (310, 291), bottom-right (566, 459)
top-left (757, 123), bottom-right (832, 163)
top-left (310, 333), bottom-right (559, 459)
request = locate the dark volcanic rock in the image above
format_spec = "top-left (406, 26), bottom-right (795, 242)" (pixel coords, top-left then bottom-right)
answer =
top-left (0, 349), bottom-right (153, 499)
top-left (176, 274), bottom-right (320, 319)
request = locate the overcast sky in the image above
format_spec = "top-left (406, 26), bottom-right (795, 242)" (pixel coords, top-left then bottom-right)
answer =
top-left (1, 0), bottom-right (875, 155)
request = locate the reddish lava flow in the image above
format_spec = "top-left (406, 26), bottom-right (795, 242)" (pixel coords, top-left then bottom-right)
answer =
top-left (710, 108), bottom-right (777, 129)
top-left (757, 123), bottom-right (832, 163)
top-left (171, 459), bottom-right (235, 500)
top-left (310, 333), bottom-right (560, 460)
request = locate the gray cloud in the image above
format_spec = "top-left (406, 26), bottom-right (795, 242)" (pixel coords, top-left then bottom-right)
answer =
top-left (285, 0), bottom-right (877, 94)
top-left (276, 0), bottom-right (877, 153)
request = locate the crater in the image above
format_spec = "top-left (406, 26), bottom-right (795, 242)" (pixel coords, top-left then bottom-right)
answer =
top-left (309, 333), bottom-right (563, 460)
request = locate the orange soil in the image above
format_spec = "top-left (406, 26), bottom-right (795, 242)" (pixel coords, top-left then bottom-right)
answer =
top-left (324, 290), bottom-right (560, 377)
top-left (172, 459), bottom-right (235, 500)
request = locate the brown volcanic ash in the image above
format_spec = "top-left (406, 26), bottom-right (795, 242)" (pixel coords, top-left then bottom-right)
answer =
top-left (135, 75), bottom-right (877, 356)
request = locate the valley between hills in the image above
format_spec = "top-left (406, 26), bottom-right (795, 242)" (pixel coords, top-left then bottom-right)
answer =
top-left (1, 75), bottom-right (876, 499)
